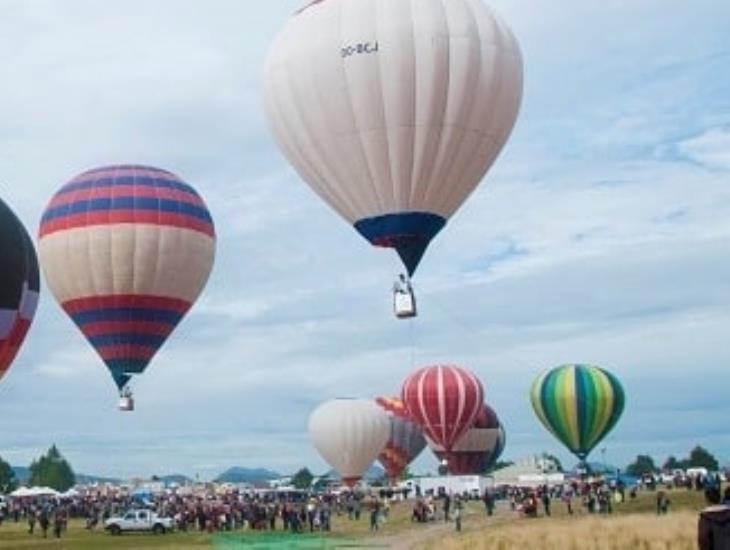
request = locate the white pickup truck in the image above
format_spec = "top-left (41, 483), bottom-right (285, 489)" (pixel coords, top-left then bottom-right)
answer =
top-left (105, 509), bottom-right (174, 535)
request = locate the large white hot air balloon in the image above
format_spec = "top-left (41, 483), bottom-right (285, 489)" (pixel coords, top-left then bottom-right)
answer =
top-left (308, 398), bottom-right (390, 487)
top-left (264, 0), bottom-right (523, 283)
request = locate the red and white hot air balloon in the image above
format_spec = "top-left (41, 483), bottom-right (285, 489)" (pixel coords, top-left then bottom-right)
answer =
top-left (401, 365), bottom-right (483, 455)
top-left (427, 403), bottom-right (506, 475)
top-left (375, 396), bottom-right (427, 482)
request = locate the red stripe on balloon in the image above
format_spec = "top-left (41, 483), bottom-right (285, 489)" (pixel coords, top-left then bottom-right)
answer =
top-left (97, 345), bottom-right (157, 361)
top-left (80, 321), bottom-right (175, 337)
top-left (62, 295), bottom-right (191, 315)
top-left (39, 211), bottom-right (215, 238)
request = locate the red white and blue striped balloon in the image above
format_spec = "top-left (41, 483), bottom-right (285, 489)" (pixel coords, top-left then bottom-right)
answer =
top-left (0, 199), bottom-right (40, 383)
top-left (38, 165), bottom-right (215, 393)
top-left (401, 365), bottom-right (483, 453)
top-left (428, 403), bottom-right (506, 475)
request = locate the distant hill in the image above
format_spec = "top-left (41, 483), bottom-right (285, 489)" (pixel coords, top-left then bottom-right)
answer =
top-left (215, 467), bottom-right (281, 483)
top-left (75, 473), bottom-right (121, 485)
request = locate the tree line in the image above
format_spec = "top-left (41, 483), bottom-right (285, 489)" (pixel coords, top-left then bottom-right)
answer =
top-left (0, 444), bottom-right (76, 493)
top-left (625, 445), bottom-right (720, 476)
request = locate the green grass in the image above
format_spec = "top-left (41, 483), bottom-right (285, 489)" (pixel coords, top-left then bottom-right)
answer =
top-left (0, 503), bottom-right (416, 549)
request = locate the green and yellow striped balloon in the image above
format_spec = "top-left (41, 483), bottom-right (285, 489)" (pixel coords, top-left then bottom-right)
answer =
top-left (530, 364), bottom-right (625, 460)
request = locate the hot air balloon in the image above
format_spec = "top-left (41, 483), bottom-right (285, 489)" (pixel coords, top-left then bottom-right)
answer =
top-left (309, 398), bottom-right (390, 487)
top-left (263, 0), bottom-right (523, 317)
top-left (0, 199), bottom-right (40, 383)
top-left (427, 403), bottom-right (505, 475)
top-left (401, 365), bottom-right (483, 458)
top-left (38, 165), bottom-right (216, 410)
top-left (375, 396), bottom-right (427, 482)
top-left (530, 364), bottom-right (625, 462)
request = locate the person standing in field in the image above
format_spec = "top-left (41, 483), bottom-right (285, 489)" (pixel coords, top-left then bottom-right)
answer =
top-left (541, 488), bottom-right (551, 517)
top-left (698, 486), bottom-right (730, 550)
top-left (562, 491), bottom-right (573, 515)
top-left (443, 493), bottom-right (451, 522)
top-left (27, 507), bottom-right (36, 535)
top-left (656, 491), bottom-right (670, 515)
top-left (483, 490), bottom-right (495, 516)
top-left (454, 496), bottom-right (463, 532)
top-left (369, 498), bottom-right (381, 531)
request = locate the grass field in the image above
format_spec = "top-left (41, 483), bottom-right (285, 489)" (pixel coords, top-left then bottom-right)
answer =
top-left (0, 489), bottom-right (711, 549)
top-left (419, 488), bottom-right (708, 550)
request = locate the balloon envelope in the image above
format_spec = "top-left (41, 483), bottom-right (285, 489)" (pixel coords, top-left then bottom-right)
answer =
top-left (428, 403), bottom-right (505, 475)
top-left (375, 396), bottom-right (427, 481)
top-left (0, 199), bottom-right (39, 382)
top-left (264, 0), bottom-right (523, 275)
top-left (401, 365), bottom-right (483, 452)
top-left (309, 398), bottom-right (390, 487)
top-left (530, 364), bottom-right (625, 461)
top-left (38, 165), bottom-right (216, 392)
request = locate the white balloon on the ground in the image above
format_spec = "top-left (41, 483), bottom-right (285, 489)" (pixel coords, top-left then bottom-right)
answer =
top-left (308, 398), bottom-right (390, 486)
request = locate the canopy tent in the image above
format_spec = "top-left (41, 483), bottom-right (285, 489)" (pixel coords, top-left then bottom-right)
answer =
top-left (9, 486), bottom-right (60, 497)
top-left (9, 486), bottom-right (33, 497)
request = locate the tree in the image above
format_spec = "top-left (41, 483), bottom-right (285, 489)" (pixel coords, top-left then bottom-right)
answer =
top-left (542, 452), bottom-right (564, 472)
top-left (687, 446), bottom-right (719, 471)
top-left (401, 467), bottom-right (415, 480)
top-left (626, 455), bottom-right (657, 476)
top-left (312, 477), bottom-right (328, 491)
top-left (291, 468), bottom-right (314, 490)
top-left (663, 456), bottom-right (681, 471)
top-left (28, 445), bottom-right (76, 491)
top-left (0, 455), bottom-right (17, 494)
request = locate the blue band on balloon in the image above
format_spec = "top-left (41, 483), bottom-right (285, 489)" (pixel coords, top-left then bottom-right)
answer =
top-left (354, 212), bottom-right (446, 276)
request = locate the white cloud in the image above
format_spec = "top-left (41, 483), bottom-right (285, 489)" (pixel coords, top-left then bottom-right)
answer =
top-left (676, 127), bottom-right (730, 170)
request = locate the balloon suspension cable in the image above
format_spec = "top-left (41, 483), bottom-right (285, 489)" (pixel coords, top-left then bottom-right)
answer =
top-left (409, 317), bottom-right (416, 370)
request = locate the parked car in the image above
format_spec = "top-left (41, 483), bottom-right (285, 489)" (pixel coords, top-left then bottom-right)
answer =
top-left (104, 509), bottom-right (173, 535)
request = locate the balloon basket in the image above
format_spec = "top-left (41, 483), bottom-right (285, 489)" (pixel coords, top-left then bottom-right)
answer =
top-left (118, 396), bottom-right (135, 411)
top-left (394, 288), bottom-right (417, 319)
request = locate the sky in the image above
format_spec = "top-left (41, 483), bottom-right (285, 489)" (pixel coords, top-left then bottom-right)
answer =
top-left (0, 0), bottom-right (729, 480)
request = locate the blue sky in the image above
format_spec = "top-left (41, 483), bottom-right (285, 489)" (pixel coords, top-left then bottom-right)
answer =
top-left (0, 0), bottom-right (729, 479)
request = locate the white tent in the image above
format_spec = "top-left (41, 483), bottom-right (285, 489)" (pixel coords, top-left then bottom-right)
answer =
top-left (60, 488), bottom-right (79, 498)
top-left (28, 486), bottom-right (60, 497)
top-left (9, 486), bottom-right (34, 497)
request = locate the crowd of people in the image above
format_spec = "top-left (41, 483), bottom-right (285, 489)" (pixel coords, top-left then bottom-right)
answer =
top-left (0, 488), bottom-right (403, 539)
top-left (1, 473), bottom-right (729, 544)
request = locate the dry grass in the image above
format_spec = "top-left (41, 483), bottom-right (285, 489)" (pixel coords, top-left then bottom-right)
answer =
top-left (420, 509), bottom-right (700, 550)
